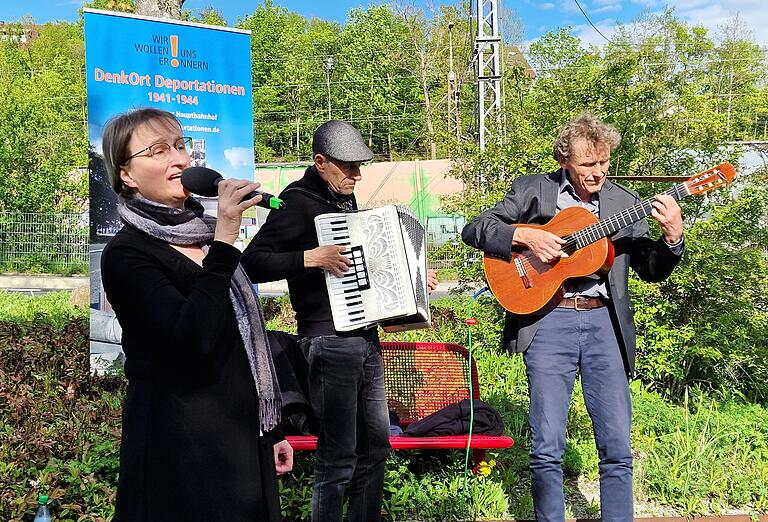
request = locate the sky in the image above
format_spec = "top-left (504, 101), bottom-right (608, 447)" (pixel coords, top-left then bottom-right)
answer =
top-left (2, 0), bottom-right (767, 47)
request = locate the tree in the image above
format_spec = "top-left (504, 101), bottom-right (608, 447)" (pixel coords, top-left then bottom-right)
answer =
top-left (0, 22), bottom-right (88, 212)
top-left (81, 0), bottom-right (134, 13)
top-left (135, 0), bottom-right (183, 19)
top-left (237, 1), bottom-right (332, 161)
top-left (181, 7), bottom-right (227, 26)
top-left (444, 12), bottom-right (768, 400)
top-left (398, 5), bottom-right (439, 160)
top-left (336, 6), bottom-right (422, 160)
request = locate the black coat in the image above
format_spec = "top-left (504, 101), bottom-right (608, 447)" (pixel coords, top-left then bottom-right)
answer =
top-left (267, 330), bottom-right (315, 435)
top-left (461, 169), bottom-right (683, 375)
top-left (101, 225), bottom-right (281, 522)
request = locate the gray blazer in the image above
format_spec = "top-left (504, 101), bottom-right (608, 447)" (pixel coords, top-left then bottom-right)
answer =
top-left (461, 169), bottom-right (683, 375)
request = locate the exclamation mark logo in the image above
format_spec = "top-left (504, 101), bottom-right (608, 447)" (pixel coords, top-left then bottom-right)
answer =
top-left (170, 35), bottom-right (179, 67)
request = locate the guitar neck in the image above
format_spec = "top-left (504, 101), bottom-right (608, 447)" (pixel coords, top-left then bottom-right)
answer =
top-left (566, 182), bottom-right (690, 250)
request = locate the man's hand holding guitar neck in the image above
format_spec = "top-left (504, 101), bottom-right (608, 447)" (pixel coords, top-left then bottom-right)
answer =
top-left (651, 194), bottom-right (684, 245)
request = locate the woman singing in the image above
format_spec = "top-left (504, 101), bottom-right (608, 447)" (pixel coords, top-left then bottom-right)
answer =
top-left (100, 108), bottom-right (292, 521)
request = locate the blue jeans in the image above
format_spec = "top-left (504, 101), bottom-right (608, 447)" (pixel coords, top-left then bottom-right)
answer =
top-left (301, 333), bottom-right (391, 522)
top-left (524, 306), bottom-right (633, 522)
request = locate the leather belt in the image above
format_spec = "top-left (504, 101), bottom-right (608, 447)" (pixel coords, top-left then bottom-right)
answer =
top-left (557, 296), bottom-right (607, 311)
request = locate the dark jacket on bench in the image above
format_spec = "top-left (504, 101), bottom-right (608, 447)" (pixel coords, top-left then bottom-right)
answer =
top-left (403, 399), bottom-right (504, 437)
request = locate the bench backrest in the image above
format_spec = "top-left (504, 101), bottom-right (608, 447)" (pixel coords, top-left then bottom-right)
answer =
top-left (380, 342), bottom-right (480, 426)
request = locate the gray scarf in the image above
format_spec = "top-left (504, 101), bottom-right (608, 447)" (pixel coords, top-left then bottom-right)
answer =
top-left (118, 194), bottom-right (281, 433)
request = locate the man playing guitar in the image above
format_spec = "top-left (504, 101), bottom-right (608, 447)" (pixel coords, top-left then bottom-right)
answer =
top-left (462, 112), bottom-right (684, 521)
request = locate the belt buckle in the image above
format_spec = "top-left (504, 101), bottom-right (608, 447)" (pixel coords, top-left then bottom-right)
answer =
top-left (574, 296), bottom-right (586, 311)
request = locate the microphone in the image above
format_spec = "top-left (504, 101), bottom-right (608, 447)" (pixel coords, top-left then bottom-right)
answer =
top-left (180, 166), bottom-right (285, 210)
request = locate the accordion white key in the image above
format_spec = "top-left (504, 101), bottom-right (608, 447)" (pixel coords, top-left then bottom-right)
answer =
top-left (314, 205), bottom-right (431, 333)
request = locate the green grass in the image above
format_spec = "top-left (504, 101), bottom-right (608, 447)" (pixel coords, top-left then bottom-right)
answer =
top-left (0, 290), bottom-right (87, 329)
top-left (634, 386), bottom-right (768, 513)
top-left (269, 296), bottom-right (768, 518)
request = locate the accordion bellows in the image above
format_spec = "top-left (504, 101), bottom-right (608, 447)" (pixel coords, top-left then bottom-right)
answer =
top-left (315, 205), bottom-right (431, 332)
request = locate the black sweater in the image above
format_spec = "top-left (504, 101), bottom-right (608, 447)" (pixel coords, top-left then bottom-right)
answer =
top-left (242, 165), bottom-right (356, 337)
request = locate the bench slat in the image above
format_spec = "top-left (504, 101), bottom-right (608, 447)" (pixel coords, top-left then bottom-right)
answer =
top-left (286, 434), bottom-right (514, 451)
top-left (382, 342), bottom-right (480, 425)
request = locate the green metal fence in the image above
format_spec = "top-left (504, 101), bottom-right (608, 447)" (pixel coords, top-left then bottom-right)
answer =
top-left (0, 212), bottom-right (88, 274)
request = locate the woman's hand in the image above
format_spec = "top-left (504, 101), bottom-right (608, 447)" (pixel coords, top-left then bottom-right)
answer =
top-left (273, 439), bottom-right (294, 476)
top-left (213, 179), bottom-right (262, 244)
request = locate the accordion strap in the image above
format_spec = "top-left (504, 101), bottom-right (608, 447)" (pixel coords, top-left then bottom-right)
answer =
top-left (282, 186), bottom-right (355, 212)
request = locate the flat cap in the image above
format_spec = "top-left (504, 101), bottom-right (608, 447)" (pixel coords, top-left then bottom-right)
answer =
top-left (312, 120), bottom-right (373, 163)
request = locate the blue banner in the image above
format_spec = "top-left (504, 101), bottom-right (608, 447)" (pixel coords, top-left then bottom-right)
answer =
top-left (85, 9), bottom-right (254, 178)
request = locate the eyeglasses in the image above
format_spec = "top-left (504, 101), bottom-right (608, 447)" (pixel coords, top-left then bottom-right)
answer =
top-left (125, 137), bottom-right (193, 163)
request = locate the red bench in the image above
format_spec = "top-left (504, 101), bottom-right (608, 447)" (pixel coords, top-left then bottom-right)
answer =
top-left (286, 341), bottom-right (514, 463)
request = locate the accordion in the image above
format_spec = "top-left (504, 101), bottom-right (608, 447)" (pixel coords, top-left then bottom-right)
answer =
top-left (314, 205), bottom-right (431, 333)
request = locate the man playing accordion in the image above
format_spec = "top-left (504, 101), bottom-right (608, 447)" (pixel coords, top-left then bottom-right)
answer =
top-left (242, 120), bottom-right (436, 522)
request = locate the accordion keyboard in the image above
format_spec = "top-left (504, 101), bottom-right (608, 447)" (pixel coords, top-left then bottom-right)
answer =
top-left (316, 218), bottom-right (371, 330)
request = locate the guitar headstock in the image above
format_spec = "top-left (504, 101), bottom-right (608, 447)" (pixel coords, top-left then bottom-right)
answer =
top-left (685, 162), bottom-right (736, 196)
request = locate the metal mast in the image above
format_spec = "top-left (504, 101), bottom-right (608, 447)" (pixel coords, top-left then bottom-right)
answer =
top-left (473, 0), bottom-right (502, 151)
top-left (447, 23), bottom-right (460, 142)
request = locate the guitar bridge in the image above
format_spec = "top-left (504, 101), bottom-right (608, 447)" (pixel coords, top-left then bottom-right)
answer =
top-left (513, 254), bottom-right (533, 289)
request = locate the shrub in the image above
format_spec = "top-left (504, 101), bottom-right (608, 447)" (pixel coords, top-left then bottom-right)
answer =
top-left (0, 317), bottom-right (124, 521)
top-left (0, 291), bottom-right (121, 520)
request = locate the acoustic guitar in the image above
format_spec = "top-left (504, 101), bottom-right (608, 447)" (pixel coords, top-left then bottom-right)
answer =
top-left (483, 162), bottom-right (736, 315)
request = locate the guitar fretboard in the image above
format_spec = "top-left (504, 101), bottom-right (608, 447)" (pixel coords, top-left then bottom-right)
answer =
top-left (562, 182), bottom-right (690, 254)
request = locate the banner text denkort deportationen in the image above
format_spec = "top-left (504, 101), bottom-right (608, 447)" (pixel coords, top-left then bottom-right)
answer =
top-left (93, 68), bottom-right (246, 96)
